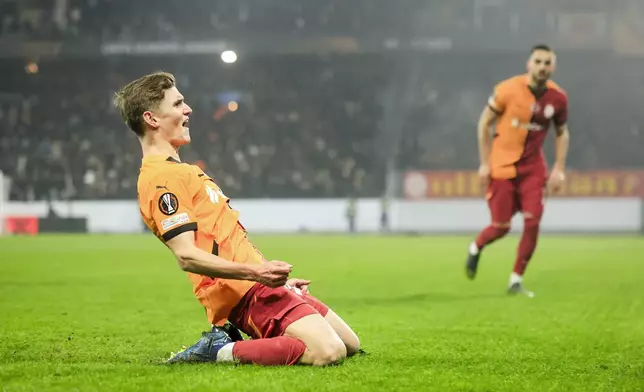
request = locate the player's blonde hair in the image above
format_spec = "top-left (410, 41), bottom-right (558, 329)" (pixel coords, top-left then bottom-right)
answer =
top-left (113, 71), bottom-right (176, 137)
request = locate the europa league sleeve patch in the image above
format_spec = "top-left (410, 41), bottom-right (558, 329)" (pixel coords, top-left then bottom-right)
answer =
top-left (158, 192), bottom-right (179, 215)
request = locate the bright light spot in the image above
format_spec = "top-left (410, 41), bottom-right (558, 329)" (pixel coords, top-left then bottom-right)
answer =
top-left (25, 62), bottom-right (38, 74)
top-left (221, 50), bottom-right (237, 64)
top-left (228, 101), bottom-right (239, 112)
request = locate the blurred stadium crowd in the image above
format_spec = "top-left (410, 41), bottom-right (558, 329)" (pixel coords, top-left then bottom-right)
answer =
top-left (0, 0), bottom-right (475, 40)
top-left (0, 0), bottom-right (643, 201)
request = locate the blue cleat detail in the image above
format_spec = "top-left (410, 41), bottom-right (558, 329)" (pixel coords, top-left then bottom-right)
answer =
top-left (167, 326), bottom-right (233, 364)
top-left (220, 322), bottom-right (245, 342)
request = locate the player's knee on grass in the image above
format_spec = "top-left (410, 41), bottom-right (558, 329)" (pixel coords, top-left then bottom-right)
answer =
top-left (324, 309), bottom-right (360, 356)
top-left (306, 338), bottom-right (347, 366)
top-left (344, 333), bottom-right (360, 357)
top-left (284, 313), bottom-right (347, 366)
top-left (299, 294), bottom-right (359, 357)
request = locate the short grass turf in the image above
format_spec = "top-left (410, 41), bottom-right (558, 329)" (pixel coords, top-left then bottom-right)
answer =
top-left (1, 234), bottom-right (643, 392)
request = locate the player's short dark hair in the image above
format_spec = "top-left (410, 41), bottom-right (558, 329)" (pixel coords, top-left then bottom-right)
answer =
top-left (113, 71), bottom-right (176, 137)
top-left (530, 44), bottom-right (553, 54)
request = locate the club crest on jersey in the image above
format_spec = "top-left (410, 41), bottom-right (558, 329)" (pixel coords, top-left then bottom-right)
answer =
top-left (158, 192), bottom-right (179, 215)
top-left (543, 104), bottom-right (555, 119)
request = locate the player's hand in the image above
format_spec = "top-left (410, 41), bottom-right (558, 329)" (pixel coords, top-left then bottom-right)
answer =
top-left (285, 278), bottom-right (311, 295)
top-left (478, 164), bottom-right (491, 188)
top-left (252, 261), bottom-right (292, 288)
top-left (548, 168), bottom-right (565, 195)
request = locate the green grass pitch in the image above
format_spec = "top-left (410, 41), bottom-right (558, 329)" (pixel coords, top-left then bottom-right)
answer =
top-left (1, 234), bottom-right (643, 391)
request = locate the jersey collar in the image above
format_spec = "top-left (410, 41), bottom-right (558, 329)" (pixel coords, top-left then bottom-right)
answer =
top-left (141, 155), bottom-right (183, 164)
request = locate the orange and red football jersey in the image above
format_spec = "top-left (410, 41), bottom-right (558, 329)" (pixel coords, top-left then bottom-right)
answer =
top-left (487, 74), bottom-right (568, 179)
top-left (137, 155), bottom-right (264, 326)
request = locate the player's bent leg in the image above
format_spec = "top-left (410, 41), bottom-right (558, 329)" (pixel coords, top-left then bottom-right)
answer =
top-left (231, 336), bottom-right (306, 366)
top-left (478, 178), bottom-right (517, 248)
top-left (467, 178), bottom-right (517, 279)
top-left (296, 289), bottom-right (360, 357)
top-left (170, 283), bottom-right (338, 367)
top-left (284, 313), bottom-right (347, 366)
top-left (228, 283), bottom-right (346, 366)
top-left (476, 222), bottom-right (511, 249)
top-left (323, 309), bottom-right (361, 357)
top-left (175, 285), bottom-right (359, 367)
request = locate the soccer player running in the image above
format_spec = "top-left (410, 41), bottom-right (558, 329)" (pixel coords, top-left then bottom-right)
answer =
top-left (465, 44), bottom-right (570, 296)
top-left (114, 72), bottom-right (360, 366)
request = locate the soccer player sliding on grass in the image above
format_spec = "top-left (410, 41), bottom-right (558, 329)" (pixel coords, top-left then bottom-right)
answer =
top-left (114, 72), bottom-right (360, 366)
top-left (466, 44), bottom-right (570, 297)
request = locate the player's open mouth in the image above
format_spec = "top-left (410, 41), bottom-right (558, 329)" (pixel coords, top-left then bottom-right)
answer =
top-left (182, 119), bottom-right (189, 129)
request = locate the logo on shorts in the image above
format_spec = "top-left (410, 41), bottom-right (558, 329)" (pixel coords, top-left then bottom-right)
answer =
top-left (158, 192), bottom-right (179, 215)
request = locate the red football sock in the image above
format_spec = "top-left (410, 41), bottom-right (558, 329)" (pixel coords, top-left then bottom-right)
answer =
top-left (475, 225), bottom-right (510, 249)
top-left (513, 221), bottom-right (540, 275)
top-left (232, 336), bottom-right (306, 366)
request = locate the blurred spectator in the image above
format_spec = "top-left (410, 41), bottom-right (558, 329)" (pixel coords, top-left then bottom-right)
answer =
top-left (0, 54), bottom-right (386, 200)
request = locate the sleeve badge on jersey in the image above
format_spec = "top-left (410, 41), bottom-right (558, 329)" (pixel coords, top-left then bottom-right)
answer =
top-left (161, 212), bottom-right (189, 231)
top-left (158, 192), bottom-right (179, 215)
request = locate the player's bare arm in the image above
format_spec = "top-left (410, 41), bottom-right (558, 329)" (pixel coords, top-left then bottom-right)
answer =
top-left (477, 105), bottom-right (499, 186)
top-left (548, 123), bottom-right (570, 194)
top-left (166, 231), bottom-right (292, 287)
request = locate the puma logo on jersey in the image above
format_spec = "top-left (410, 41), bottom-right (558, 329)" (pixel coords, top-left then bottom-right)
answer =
top-left (205, 184), bottom-right (226, 204)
